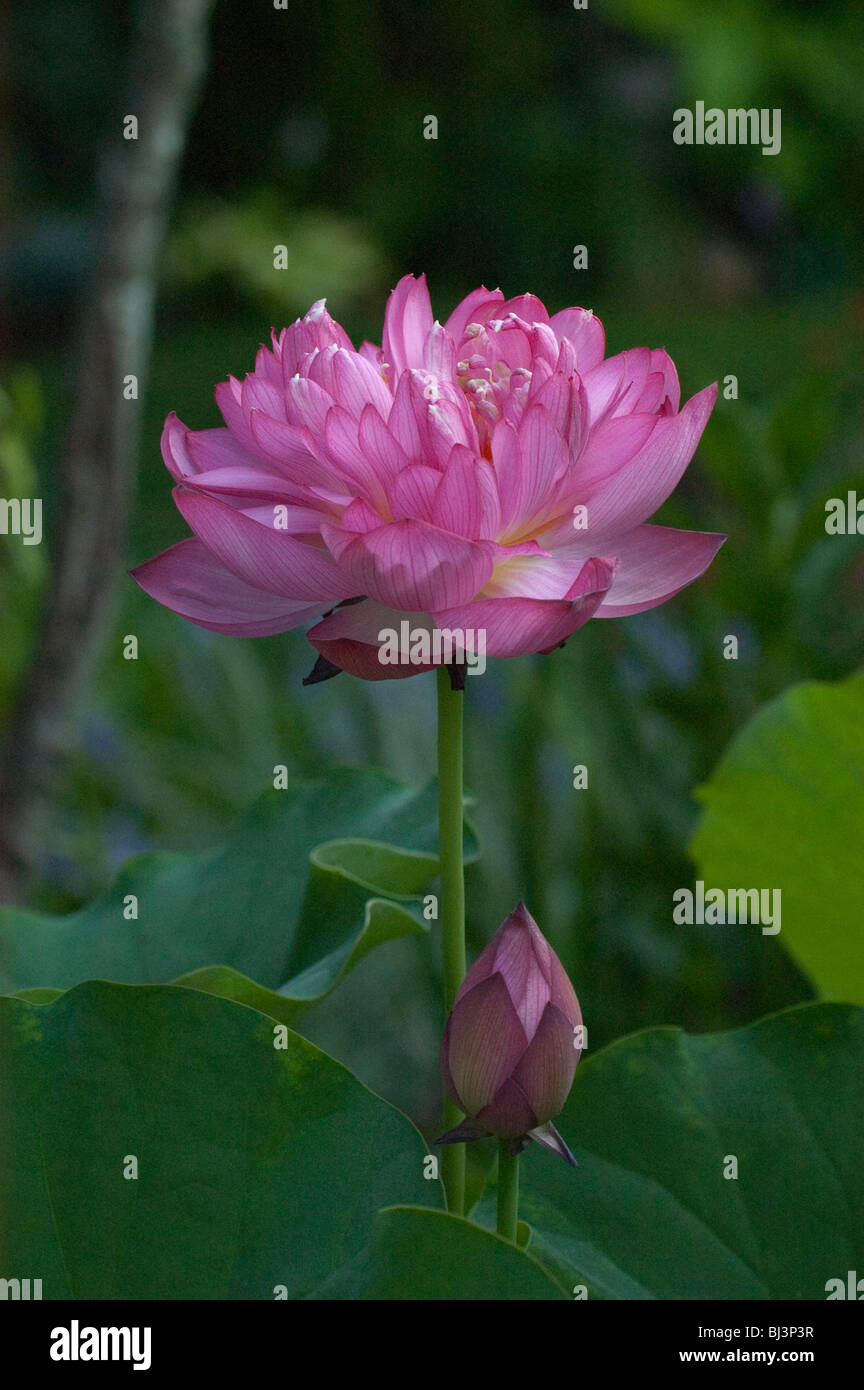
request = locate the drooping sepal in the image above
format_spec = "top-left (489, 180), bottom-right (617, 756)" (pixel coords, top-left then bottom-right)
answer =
top-left (528, 1120), bottom-right (578, 1167)
top-left (435, 1117), bottom-right (490, 1145)
top-left (302, 653), bottom-right (344, 686)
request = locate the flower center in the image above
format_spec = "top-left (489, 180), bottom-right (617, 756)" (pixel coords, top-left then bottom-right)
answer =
top-left (456, 323), bottom-right (535, 442)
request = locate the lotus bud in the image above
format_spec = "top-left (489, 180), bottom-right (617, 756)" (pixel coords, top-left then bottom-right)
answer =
top-left (437, 902), bottom-right (582, 1165)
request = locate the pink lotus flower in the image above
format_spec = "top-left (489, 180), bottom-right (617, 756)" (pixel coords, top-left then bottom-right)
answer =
top-left (438, 903), bottom-right (582, 1164)
top-left (132, 275), bottom-right (724, 680)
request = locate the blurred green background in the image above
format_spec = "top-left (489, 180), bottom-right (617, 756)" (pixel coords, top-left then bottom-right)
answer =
top-left (3, 0), bottom-right (863, 1123)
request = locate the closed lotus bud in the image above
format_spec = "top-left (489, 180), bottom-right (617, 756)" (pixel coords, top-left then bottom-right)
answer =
top-left (438, 903), bottom-right (582, 1165)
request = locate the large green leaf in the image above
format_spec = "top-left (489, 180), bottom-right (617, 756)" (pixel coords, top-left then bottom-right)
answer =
top-left (691, 672), bottom-right (864, 1003)
top-left (499, 1003), bottom-right (863, 1300)
top-left (0, 769), bottom-right (476, 1018)
top-left (5, 988), bottom-right (859, 1300)
top-left (0, 981), bottom-right (440, 1298)
top-left (316, 1206), bottom-right (566, 1300)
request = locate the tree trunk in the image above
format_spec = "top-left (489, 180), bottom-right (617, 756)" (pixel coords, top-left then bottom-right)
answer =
top-left (0, 0), bottom-right (216, 900)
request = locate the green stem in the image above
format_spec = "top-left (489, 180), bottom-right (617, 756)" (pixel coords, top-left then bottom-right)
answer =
top-left (437, 666), bottom-right (466, 1217)
top-left (496, 1142), bottom-right (520, 1242)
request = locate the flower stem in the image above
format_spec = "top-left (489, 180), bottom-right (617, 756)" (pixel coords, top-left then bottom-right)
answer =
top-left (437, 665), bottom-right (466, 1217)
top-left (496, 1142), bottom-right (520, 1242)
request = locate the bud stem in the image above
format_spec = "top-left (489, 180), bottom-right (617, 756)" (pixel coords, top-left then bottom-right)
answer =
top-left (437, 666), bottom-right (467, 1217)
top-left (496, 1142), bottom-right (520, 1242)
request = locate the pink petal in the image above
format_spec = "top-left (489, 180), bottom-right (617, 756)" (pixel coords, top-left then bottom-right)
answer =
top-left (432, 557), bottom-right (616, 657)
top-left (444, 286), bottom-right (505, 348)
top-left (495, 405), bottom-right (570, 536)
top-left (186, 426), bottom-right (275, 477)
top-left (280, 300), bottom-right (353, 381)
top-left (241, 502), bottom-right (331, 535)
top-left (388, 465), bottom-right (441, 523)
top-left (311, 638), bottom-right (429, 682)
top-left (443, 973), bottom-right (529, 1116)
top-left (528, 370), bottom-right (573, 435)
top-left (477, 1078), bottom-right (538, 1138)
top-left (277, 320), bottom-right (318, 379)
top-left (482, 316), bottom-right (534, 371)
top-left (520, 524), bottom-right (724, 613)
top-left (240, 371), bottom-right (286, 424)
top-left (303, 298), bottom-right (354, 349)
top-left (358, 403), bottom-right (411, 483)
top-left (381, 273), bottom-right (434, 376)
top-left (425, 396), bottom-right (475, 467)
top-left (215, 378), bottom-right (258, 454)
top-left (531, 368), bottom-right (586, 458)
top-left (386, 371), bottom-right (424, 462)
top-left (331, 347), bottom-right (393, 419)
top-left (549, 307), bottom-right (606, 372)
top-left (450, 907), bottom-right (520, 1007)
top-left (183, 467), bottom-right (307, 502)
top-left (160, 413), bottom-right (198, 482)
top-left (491, 906), bottom-right (553, 1037)
top-left (340, 497), bottom-right (382, 532)
top-left (130, 538), bottom-right (328, 636)
top-left (319, 405), bottom-right (390, 509)
top-left (531, 321), bottom-right (561, 369)
top-left (432, 446), bottom-right (501, 540)
top-left (633, 371), bottom-right (666, 415)
top-left (396, 370), bottom-right (476, 466)
top-left (573, 412), bottom-right (659, 492)
top-left (582, 347), bottom-right (652, 429)
top-left (423, 321), bottom-right (457, 379)
top-left (321, 517), bottom-right (495, 611)
top-left (650, 348), bottom-right (681, 414)
top-left (511, 1002), bottom-right (579, 1126)
top-left (249, 412), bottom-right (346, 494)
top-left (256, 340), bottom-right (283, 384)
top-left (550, 954), bottom-right (583, 1030)
top-left (479, 554), bottom-right (580, 601)
top-left (498, 293), bottom-right (551, 326)
top-left (555, 336), bottom-right (577, 377)
top-left (284, 375), bottom-right (333, 434)
top-left (306, 343), bottom-right (339, 397)
top-left (594, 523), bottom-right (726, 617)
top-left (306, 600), bottom-right (435, 682)
top-left (579, 384), bottom-right (717, 535)
top-left (173, 485), bottom-right (348, 601)
top-left (494, 539), bottom-right (551, 563)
